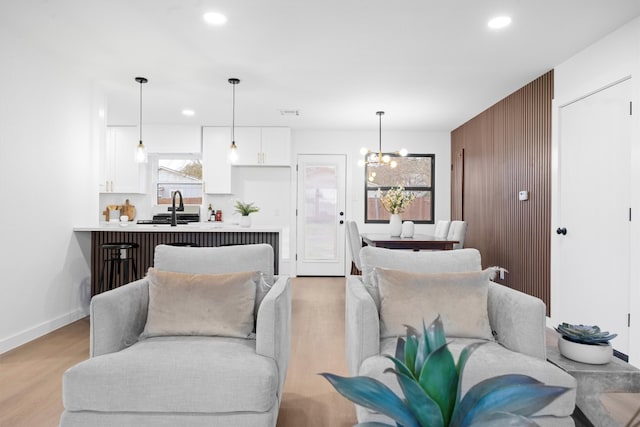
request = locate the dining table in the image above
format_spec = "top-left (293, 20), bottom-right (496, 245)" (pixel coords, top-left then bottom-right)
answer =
top-left (360, 233), bottom-right (459, 251)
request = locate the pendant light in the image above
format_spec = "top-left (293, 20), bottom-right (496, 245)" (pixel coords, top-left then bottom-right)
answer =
top-left (358, 111), bottom-right (408, 176)
top-left (134, 76), bottom-right (148, 163)
top-left (228, 78), bottom-right (240, 163)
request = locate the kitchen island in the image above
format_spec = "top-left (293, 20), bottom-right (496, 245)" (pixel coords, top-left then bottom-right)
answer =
top-left (74, 223), bottom-right (281, 296)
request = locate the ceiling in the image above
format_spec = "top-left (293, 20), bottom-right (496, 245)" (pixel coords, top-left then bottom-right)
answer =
top-left (4, 0), bottom-right (640, 131)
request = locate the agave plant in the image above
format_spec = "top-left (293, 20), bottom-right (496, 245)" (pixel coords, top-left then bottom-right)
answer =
top-left (555, 322), bottom-right (617, 346)
top-left (321, 316), bottom-right (568, 427)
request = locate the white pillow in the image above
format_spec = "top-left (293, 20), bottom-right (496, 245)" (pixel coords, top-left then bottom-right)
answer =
top-left (140, 268), bottom-right (258, 339)
top-left (376, 267), bottom-right (494, 340)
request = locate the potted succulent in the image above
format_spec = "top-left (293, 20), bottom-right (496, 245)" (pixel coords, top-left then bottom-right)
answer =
top-left (321, 316), bottom-right (569, 426)
top-left (234, 201), bottom-right (260, 227)
top-left (555, 322), bottom-right (617, 365)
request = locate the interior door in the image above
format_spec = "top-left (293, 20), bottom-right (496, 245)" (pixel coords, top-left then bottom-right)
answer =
top-left (296, 154), bottom-right (346, 276)
top-left (556, 78), bottom-right (632, 356)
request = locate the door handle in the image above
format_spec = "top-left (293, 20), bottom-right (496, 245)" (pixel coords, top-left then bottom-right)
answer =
top-left (556, 227), bottom-right (567, 235)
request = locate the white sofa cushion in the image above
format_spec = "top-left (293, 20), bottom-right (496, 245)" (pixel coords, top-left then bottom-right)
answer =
top-left (63, 336), bottom-right (278, 413)
top-left (141, 268), bottom-right (257, 339)
top-left (376, 267), bottom-right (494, 340)
top-left (359, 246), bottom-right (482, 308)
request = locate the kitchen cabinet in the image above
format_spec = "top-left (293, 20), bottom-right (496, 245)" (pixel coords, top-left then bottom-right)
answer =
top-left (100, 126), bottom-right (146, 193)
top-left (233, 127), bottom-right (291, 166)
top-left (202, 126), bottom-right (232, 194)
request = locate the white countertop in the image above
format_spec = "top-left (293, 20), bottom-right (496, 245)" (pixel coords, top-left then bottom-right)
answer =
top-left (74, 222), bottom-right (282, 233)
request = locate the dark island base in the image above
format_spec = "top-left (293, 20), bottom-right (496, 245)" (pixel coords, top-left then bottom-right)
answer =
top-left (91, 230), bottom-right (280, 296)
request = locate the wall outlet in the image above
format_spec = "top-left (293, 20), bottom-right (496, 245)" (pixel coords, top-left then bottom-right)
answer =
top-left (518, 190), bottom-right (529, 201)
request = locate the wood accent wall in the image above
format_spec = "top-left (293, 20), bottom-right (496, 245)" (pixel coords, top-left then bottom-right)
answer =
top-left (451, 71), bottom-right (553, 313)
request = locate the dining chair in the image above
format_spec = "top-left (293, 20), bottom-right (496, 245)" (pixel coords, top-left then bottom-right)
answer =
top-left (434, 220), bottom-right (451, 238)
top-left (346, 221), bottom-right (362, 275)
top-left (447, 220), bottom-right (467, 249)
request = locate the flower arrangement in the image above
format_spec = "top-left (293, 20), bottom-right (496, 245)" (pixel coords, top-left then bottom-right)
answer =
top-left (379, 185), bottom-right (416, 214)
top-left (321, 316), bottom-right (568, 427)
top-left (234, 201), bottom-right (260, 216)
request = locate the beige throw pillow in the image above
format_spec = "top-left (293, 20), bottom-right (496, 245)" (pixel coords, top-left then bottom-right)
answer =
top-left (141, 268), bottom-right (258, 339)
top-left (376, 267), bottom-right (494, 340)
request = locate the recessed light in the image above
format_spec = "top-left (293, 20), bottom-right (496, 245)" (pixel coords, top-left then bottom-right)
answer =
top-left (488, 16), bottom-right (511, 29)
top-left (203, 12), bottom-right (227, 26)
top-left (182, 109), bottom-right (195, 116)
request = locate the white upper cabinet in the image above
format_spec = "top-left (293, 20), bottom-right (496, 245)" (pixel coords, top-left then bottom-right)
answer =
top-left (100, 126), bottom-right (146, 193)
top-left (233, 127), bottom-right (291, 166)
top-left (233, 127), bottom-right (262, 165)
top-left (202, 126), bottom-right (232, 194)
top-left (260, 127), bottom-right (291, 166)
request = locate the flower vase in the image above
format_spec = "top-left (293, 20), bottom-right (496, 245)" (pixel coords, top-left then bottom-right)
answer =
top-left (389, 214), bottom-right (402, 237)
top-left (239, 215), bottom-right (251, 228)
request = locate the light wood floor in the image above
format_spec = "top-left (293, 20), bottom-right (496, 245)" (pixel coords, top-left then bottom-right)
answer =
top-left (2, 277), bottom-right (639, 427)
top-left (0, 277), bottom-right (357, 427)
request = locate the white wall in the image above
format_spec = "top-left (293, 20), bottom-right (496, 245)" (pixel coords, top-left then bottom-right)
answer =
top-left (0, 27), bottom-right (101, 353)
top-left (552, 16), bottom-right (640, 363)
top-left (290, 129), bottom-right (451, 275)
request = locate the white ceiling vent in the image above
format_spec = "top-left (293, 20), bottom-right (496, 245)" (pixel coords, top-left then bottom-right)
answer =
top-left (280, 109), bottom-right (300, 116)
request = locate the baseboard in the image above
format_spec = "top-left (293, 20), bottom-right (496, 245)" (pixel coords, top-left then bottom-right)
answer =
top-left (0, 308), bottom-right (89, 355)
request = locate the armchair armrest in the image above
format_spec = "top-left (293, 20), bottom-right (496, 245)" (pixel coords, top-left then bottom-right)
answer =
top-left (90, 279), bottom-right (149, 357)
top-left (256, 276), bottom-right (291, 399)
top-left (345, 276), bottom-right (380, 376)
top-left (487, 282), bottom-right (547, 360)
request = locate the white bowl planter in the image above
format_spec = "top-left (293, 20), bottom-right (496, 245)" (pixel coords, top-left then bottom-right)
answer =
top-left (558, 336), bottom-right (612, 365)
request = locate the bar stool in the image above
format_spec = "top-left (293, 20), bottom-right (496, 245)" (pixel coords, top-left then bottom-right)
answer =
top-left (99, 242), bottom-right (139, 294)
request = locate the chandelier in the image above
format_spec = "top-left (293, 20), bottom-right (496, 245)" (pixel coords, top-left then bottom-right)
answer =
top-left (358, 111), bottom-right (408, 181)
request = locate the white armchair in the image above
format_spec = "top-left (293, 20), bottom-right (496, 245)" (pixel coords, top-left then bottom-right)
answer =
top-left (61, 244), bottom-right (291, 427)
top-left (345, 246), bottom-right (577, 427)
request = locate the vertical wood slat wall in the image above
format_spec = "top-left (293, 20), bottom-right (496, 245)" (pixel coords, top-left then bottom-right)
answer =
top-left (91, 231), bottom-right (280, 296)
top-left (451, 71), bottom-right (553, 314)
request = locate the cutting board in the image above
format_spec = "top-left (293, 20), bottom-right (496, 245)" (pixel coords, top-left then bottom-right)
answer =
top-left (103, 200), bottom-right (136, 221)
top-left (121, 199), bottom-right (136, 220)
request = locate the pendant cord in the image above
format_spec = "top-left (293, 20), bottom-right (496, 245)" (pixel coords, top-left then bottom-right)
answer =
top-left (139, 82), bottom-right (143, 143)
top-left (232, 82), bottom-right (235, 142)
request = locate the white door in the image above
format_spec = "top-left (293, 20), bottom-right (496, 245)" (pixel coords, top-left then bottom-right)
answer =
top-left (296, 154), bottom-right (346, 276)
top-left (555, 78), bottom-right (632, 356)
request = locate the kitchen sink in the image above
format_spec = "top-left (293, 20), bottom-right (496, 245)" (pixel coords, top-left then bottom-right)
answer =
top-left (136, 219), bottom-right (190, 225)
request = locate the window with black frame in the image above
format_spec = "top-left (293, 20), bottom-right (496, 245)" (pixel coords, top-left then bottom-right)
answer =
top-left (364, 153), bottom-right (434, 224)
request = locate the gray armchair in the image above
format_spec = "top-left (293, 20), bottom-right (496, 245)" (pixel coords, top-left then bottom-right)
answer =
top-left (346, 246), bottom-right (577, 427)
top-left (61, 244), bottom-right (291, 427)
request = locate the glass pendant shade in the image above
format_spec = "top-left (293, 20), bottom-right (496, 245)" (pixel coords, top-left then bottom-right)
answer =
top-left (135, 141), bottom-right (147, 163)
top-left (229, 140), bottom-right (238, 163)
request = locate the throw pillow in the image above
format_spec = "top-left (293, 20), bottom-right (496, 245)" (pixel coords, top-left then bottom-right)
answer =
top-left (376, 267), bottom-right (495, 340)
top-left (141, 268), bottom-right (258, 339)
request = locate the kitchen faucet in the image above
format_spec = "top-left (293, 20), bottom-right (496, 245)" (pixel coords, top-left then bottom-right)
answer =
top-left (170, 190), bottom-right (184, 227)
